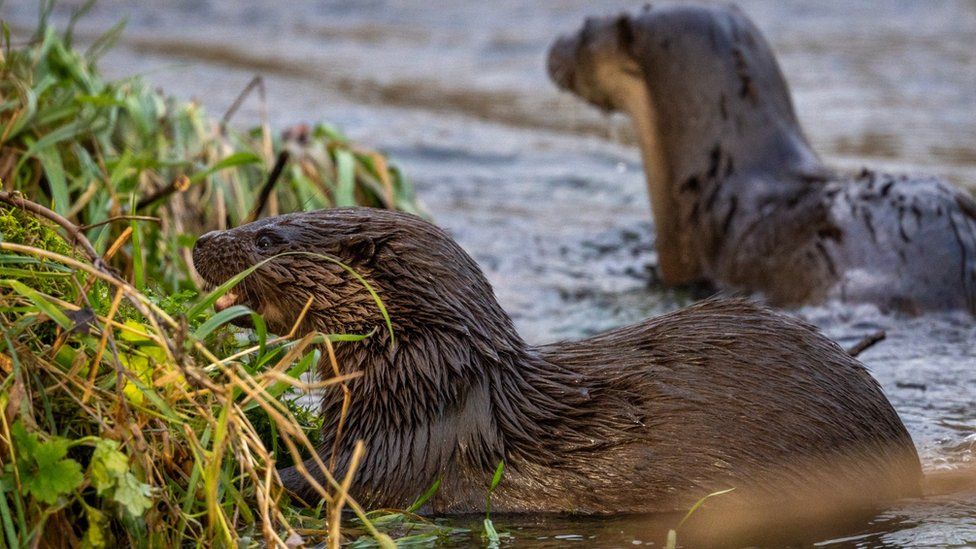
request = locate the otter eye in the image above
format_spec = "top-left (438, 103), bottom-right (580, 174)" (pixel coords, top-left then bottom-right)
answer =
top-left (255, 234), bottom-right (276, 250)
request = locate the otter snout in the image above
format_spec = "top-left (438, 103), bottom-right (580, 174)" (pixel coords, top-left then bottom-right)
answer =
top-left (192, 230), bottom-right (221, 281)
top-left (191, 229), bottom-right (242, 290)
top-left (546, 34), bottom-right (579, 91)
top-left (191, 228), bottom-right (258, 326)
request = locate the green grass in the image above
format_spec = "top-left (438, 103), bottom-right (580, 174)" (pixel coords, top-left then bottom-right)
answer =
top-left (0, 3), bottom-right (440, 547)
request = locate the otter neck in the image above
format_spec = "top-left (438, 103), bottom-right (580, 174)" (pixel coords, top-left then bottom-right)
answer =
top-left (622, 73), bottom-right (827, 282)
top-left (617, 85), bottom-right (700, 285)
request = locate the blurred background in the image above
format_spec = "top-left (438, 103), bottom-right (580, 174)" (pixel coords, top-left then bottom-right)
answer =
top-left (2, 1), bottom-right (974, 546)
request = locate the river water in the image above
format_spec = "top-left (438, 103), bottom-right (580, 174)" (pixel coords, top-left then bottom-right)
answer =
top-left (3, 1), bottom-right (975, 546)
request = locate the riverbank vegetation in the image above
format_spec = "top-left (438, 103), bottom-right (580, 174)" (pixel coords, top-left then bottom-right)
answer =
top-left (0, 4), bottom-right (454, 547)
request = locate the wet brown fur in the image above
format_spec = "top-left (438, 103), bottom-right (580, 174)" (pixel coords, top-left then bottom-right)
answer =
top-left (192, 208), bottom-right (921, 515)
top-left (548, 4), bottom-right (976, 313)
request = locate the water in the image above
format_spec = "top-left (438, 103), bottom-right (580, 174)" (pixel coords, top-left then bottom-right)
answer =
top-left (3, 1), bottom-right (974, 546)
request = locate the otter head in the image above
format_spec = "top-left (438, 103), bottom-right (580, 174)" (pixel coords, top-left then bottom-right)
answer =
top-left (191, 208), bottom-right (516, 347)
top-left (547, 13), bottom-right (644, 113)
top-left (548, 4), bottom-right (799, 132)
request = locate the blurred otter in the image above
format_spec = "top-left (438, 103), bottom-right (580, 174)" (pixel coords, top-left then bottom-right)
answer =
top-left (192, 207), bottom-right (921, 522)
top-left (547, 4), bottom-right (976, 313)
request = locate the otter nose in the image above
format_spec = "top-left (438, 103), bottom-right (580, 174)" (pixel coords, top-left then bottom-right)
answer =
top-left (547, 35), bottom-right (579, 90)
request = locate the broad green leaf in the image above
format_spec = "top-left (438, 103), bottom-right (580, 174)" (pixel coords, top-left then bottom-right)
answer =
top-left (10, 422), bottom-right (38, 457)
top-left (75, 94), bottom-right (126, 108)
top-left (117, 327), bottom-right (169, 406)
top-left (17, 118), bottom-right (89, 165)
top-left (11, 423), bottom-right (84, 505)
top-left (87, 439), bottom-right (152, 518)
top-left (89, 440), bottom-right (129, 496)
top-left (118, 320), bottom-right (152, 343)
top-left (111, 472), bottom-right (152, 517)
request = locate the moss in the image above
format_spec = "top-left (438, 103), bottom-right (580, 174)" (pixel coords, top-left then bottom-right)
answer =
top-left (0, 205), bottom-right (76, 298)
top-left (0, 206), bottom-right (73, 255)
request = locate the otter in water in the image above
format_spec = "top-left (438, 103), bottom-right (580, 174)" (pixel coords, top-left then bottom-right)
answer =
top-left (547, 4), bottom-right (976, 313)
top-left (192, 207), bottom-right (921, 516)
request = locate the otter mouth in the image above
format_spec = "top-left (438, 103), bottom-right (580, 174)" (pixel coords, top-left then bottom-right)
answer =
top-left (199, 277), bottom-right (259, 328)
top-left (214, 290), bottom-right (242, 312)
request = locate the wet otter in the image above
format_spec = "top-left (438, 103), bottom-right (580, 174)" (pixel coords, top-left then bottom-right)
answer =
top-left (547, 4), bottom-right (976, 313)
top-left (192, 207), bottom-right (921, 515)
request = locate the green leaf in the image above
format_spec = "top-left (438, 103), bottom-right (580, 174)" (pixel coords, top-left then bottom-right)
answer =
top-left (9, 422), bottom-right (37, 456)
top-left (130, 219), bottom-right (144, 290)
top-left (19, 118), bottom-right (90, 161)
top-left (35, 148), bottom-right (69, 215)
top-left (185, 259), bottom-right (266, 321)
top-left (192, 304), bottom-right (252, 340)
top-left (87, 439), bottom-right (152, 517)
top-left (406, 478), bottom-right (441, 513)
top-left (81, 502), bottom-right (109, 549)
top-left (89, 440), bottom-right (129, 496)
top-left (11, 423), bottom-right (83, 505)
top-left (483, 518), bottom-right (500, 548)
top-left (111, 472), bottom-right (152, 517)
top-left (334, 148), bottom-right (356, 207)
top-left (75, 94), bottom-right (126, 108)
top-left (489, 460), bottom-right (505, 491)
top-left (0, 475), bottom-right (20, 549)
top-left (117, 320), bottom-right (153, 343)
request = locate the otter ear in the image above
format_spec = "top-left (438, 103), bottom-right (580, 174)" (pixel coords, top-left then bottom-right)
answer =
top-left (338, 235), bottom-right (378, 261)
top-left (615, 14), bottom-right (635, 52)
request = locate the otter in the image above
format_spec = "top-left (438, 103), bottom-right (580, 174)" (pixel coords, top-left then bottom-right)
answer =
top-left (547, 4), bottom-right (976, 313)
top-left (192, 207), bottom-right (921, 517)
